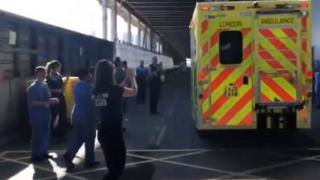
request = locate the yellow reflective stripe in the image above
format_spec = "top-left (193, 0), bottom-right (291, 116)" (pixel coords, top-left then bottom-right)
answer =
top-left (226, 100), bottom-right (252, 126)
top-left (261, 81), bottom-right (283, 101)
top-left (210, 31), bottom-right (253, 101)
top-left (211, 58), bottom-right (251, 102)
top-left (202, 67), bottom-right (223, 115)
top-left (200, 21), bottom-right (221, 69)
top-left (272, 29), bottom-right (298, 48)
top-left (259, 37), bottom-right (296, 71)
top-left (273, 77), bottom-right (297, 100)
top-left (202, 98), bottom-right (210, 115)
top-left (257, 55), bottom-right (276, 73)
top-left (213, 86), bottom-right (251, 121)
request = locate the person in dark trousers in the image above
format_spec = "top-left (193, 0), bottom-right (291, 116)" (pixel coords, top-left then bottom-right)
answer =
top-left (93, 59), bottom-right (137, 180)
top-left (136, 60), bottom-right (148, 104)
top-left (27, 66), bottom-right (59, 162)
top-left (46, 60), bottom-right (68, 142)
top-left (122, 61), bottom-right (129, 114)
top-left (63, 69), bottom-right (99, 172)
top-left (113, 57), bottom-right (128, 124)
top-left (113, 57), bottom-right (126, 86)
top-left (149, 56), bottom-right (162, 114)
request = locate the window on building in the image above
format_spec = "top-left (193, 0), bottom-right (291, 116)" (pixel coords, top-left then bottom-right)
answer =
top-left (107, 8), bottom-right (112, 41)
top-left (219, 31), bottom-right (243, 65)
top-left (117, 15), bottom-right (128, 42)
top-left (131, 24), bottom-right (138, 45)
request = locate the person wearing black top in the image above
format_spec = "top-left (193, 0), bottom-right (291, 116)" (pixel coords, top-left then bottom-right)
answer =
top-left (136, 60), bottom-right (148, 104)
top-left (46, 60), bottom-right (68, 142)
top-left (149, 57), bottom-right (162, 114)
top-left (93, 60), bottom-right (137, 180)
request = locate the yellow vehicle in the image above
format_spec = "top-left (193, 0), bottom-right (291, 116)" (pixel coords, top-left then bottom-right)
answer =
top-left (190, 0), bottom-right (312, 131)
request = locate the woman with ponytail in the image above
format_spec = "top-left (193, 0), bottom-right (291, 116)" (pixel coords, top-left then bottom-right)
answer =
top-left (46, 60), bottom-right (68, 142)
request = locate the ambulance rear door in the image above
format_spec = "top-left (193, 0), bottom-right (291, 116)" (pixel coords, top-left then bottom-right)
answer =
top-left (203, 9), bottom-right (255, 128)
top-left (255, 10), bottom-right (301, 105)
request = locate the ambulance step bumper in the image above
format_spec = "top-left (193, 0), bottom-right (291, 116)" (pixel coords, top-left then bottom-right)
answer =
top-left (255, 102), bottom-right (305, 111)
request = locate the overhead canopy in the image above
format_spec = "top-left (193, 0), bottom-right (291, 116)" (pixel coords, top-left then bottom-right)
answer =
top-left (120, 0), bottom-right (197, 58)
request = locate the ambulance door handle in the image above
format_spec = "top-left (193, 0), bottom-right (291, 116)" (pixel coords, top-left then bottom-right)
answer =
top-left (243, 76), bottom-right (249, 85)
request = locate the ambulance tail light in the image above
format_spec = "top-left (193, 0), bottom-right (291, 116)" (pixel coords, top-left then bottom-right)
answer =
top-left (299, 2), bottom-right (309, 9)
top-left (306, 71), bottom-right (313, 79)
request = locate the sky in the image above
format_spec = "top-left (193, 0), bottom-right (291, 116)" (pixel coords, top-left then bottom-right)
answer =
top-left (0, 0), bottom-right (103, 38)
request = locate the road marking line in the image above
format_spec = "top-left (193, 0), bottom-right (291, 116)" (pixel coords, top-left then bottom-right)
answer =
top-left (155, 125), bottom-right (167, 146)
top-left (218, 154), bottom-right (320, 179)
top-left (0, 156), bottom-right (86, 180)
top-left (127, 151), bottom-right (257, 178)
top-left (0, 156), bottom-right (30, 164)
top-left (127, 149), bottom-right (211, 152)
top-left (72, 159), bottom-right (157, 176)
top-left (128, 150), bottom-right (258, 178)
top-left (6, 147), bottom-right (320, 154)
top-left (0, 151), bottom-right (7, 157)
top-left (72, 150), bottom-right (209, 175)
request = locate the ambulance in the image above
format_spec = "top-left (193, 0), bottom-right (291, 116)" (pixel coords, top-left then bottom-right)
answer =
top-left (190, 0), bottom-right (312, 131)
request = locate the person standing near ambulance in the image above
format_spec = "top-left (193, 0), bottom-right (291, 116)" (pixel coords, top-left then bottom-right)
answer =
top-left (149, 56), bottom-right (162, 114)
top-left (136, 60), bottom-right (148, 104)
top-left (93, 60), bottom-right (137, 180)
top-left (46, 60), bottom-right (68, 142)
top-left (63, 69), bottom-right (99, 172)
top-left (27, 66), bottom-right (59, 162)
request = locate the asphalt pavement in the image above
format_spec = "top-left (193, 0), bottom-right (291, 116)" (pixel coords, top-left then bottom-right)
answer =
top-left (1, 69), bottom-right (320, 180)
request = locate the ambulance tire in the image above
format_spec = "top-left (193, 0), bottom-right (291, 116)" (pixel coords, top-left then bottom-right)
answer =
top-left (286, 111), bottom-right (297, 131)
top-left (271, 114), bottom-right (280, 130)
top-left (197, 130), bottom-right (209, 139)
top-left (257, 112), bottom-right (267, 130)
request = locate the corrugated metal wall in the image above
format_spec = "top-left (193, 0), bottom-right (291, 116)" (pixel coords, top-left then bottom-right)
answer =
top-left (0, 11), bottom-right (114, 139)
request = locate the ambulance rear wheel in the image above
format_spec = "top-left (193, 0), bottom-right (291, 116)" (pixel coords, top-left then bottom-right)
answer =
top-left (285, 111), bottom-right (297, 131)
top-left (197, 130), bottom-right (209, 139)
top-left (271, 113), bottom-right (280, 130)
top-left (257, 112), bottom-right (267, 130)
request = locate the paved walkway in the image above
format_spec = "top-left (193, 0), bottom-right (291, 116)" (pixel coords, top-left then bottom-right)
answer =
top-left (2, 70), bottom-right (320, 180)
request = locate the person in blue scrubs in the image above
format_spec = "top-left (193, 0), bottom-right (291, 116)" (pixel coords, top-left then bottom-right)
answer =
top-left (63, 69), bottom-right (99, 172)
top-left (27, 66), bottom-right (59, 162)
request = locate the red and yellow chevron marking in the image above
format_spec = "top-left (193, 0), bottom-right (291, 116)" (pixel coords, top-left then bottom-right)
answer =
top-left (201, 28), bottom-right (254, 127)
top-left (259, 29), bottom-right (297, 68)
top-left (260, 73), bottom-right (296, 102)
top-left (198, 29), bottom-right (227, 81)
top-left (201, 20), bottom-right (208, 34)
top-left (258, 28), bottom-right (298, 103)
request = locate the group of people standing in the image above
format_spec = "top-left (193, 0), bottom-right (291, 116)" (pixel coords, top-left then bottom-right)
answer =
top-left (136, 56), bottom-right (164, 114)
top-left (27, 56), bottom-right (164, 180)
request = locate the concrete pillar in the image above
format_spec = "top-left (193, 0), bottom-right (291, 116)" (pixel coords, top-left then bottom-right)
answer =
top-left (102, 0), bottom-right (108, 40)
top-left (128, 12), bottom-right (132, 43)
top-left (150, 32), bottom-right (154, 51)
top-left (111, 0), bottom-right (117, 42)
top-left (137, 22), bottom-right (141, 47)
top-left (147, 30), bottom-right (151, 50)
top-left (143, 26), bottom-right (147, 48)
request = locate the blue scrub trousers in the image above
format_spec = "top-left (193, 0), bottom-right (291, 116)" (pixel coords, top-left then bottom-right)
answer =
top-left (67, 122), bottom-right (96, 163)
top-left (30, 116), bottom-right (50, 159)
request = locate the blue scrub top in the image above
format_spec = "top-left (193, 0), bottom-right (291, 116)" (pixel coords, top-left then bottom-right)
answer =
top-left (136, 67), bottom-right (148, 78)
top-left (72, 81), bottom-right (96, 125)
top-left (27, 81), bottom-right (51, 122)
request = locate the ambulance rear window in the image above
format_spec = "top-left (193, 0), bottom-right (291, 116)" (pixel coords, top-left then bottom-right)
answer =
top-left (219, 31), bottom-right (243, 65)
